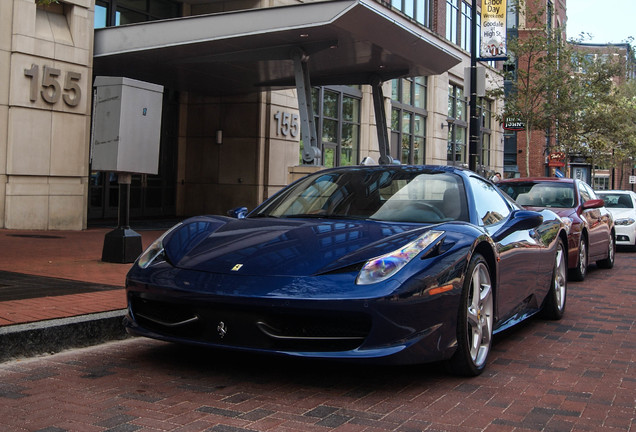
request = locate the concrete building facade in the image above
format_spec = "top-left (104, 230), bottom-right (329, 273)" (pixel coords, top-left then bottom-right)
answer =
top-left (1, 0), bottom-right (94, 229)
top-left (1, 0), bottom-right (506, 230)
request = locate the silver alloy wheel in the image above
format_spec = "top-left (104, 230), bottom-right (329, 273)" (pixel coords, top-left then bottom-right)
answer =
top-left (466, 262), bottom-right (493, 368)
top-left (554, 242), bottom-right (567, 311)
top-left (578, 239), bottom-right (587, 276)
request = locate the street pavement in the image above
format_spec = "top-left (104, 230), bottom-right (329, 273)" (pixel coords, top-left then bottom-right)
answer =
top-left (0, 226), bottom-right (634, 431)
top-left (0, 226), bottom-right (166, 361)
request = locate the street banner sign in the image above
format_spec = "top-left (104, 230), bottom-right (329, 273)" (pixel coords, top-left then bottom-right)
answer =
top-left (480, 0), bottom-right (507, 59)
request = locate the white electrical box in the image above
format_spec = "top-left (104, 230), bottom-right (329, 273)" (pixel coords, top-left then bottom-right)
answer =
top-left (91, 76), bottom-right (164, 174)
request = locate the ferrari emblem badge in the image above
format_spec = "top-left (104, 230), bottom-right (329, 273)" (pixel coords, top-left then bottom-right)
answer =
top-left (231, 264), bottom-right (243, 271)
top-left (217, 321), bottom-right (227, 338)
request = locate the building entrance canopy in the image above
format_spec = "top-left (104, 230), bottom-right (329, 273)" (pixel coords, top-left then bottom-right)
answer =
top-left (93, 0), bottom-right (461, 96)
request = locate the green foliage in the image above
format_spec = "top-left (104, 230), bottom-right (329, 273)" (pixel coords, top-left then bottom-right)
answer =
top-left (489, 0), bottom-right (636, 175)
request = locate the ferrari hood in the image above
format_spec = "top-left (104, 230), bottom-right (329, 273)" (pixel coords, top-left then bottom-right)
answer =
top-left (163, 216), bottom-right (433, 276)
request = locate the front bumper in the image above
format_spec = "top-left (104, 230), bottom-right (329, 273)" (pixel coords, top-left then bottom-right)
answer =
top-left (615, 223), bottom-right (636, 246)
top-left (124, 273), bottom-right (461, 365)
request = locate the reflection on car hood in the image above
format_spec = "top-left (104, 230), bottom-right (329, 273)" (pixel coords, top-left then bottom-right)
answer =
top-left (548, 207), bottom-right (576, 217)
top-left (163, 216), bottom-right (435, 276)
top-left (528, 207), bottom-right (576, 219)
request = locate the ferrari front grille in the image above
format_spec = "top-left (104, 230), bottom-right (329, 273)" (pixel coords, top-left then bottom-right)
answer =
top-left (129, 295), bottom-right (371, 352)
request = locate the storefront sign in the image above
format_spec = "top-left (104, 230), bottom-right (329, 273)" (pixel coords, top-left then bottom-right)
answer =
top-left (549, 152), bottom-right (566, 161)
top-left (480, 0), bottom-right (507, 59)
top-left (503, 116), bottom-right (524, 131)
top-left (548, 151), bottom-right (566, 167)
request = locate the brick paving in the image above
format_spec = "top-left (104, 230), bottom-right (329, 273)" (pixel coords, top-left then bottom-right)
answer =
top-left (0, 250), bottom-right (634, 431)
top-left (0, 228), bottom-right (162, 326)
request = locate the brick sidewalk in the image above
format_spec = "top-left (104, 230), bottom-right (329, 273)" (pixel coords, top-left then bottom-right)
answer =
top-left (0, 228), bottom-right (164, 327)
top-left (0, 252), bottom-right (634, 431)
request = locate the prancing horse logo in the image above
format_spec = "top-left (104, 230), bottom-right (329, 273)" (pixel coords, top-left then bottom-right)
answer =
top-left (217, 321), bottom-right (227, 338)
top-left (231, 264), bottom-right (243, 271)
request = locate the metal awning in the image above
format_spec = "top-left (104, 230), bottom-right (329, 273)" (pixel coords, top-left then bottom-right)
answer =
top-left (93, 0), bottom-right (461, 96)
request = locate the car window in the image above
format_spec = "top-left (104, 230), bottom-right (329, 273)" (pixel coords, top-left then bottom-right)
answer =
top-left (372, 173), bottom-right (469, 222)
top-left (256, 168), bottom-right (469, 223)
top-left (498, 182), bottom-right (575, 208)
top-left (598, 193), bottom-right (634, 208)
top-left (582, 182), bottom-right (599, 201)
top-left (469, 176), bottom-right (511, 226)
top-left (578, 181), bottom-right (592, 203)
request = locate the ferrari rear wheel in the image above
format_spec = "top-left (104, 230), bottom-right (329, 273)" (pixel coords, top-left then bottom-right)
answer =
top-left (447, 253), bottom-right (493, 376)
top-left (541, 238), bottom-right (567, 320)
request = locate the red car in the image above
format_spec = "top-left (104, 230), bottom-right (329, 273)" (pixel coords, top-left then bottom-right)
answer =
top-left (498, 178), bottom-right (615, 281)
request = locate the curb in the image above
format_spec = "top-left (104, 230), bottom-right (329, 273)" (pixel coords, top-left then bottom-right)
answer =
top-left (0, 310), bottom-right (129, 363)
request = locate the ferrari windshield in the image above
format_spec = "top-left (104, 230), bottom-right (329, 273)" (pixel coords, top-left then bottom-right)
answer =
top-left (253, 167), bottom-right (469, 223)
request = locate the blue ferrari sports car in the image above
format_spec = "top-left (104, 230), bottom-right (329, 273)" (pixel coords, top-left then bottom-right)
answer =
top-left (125, 165), bottom-right (568, 376)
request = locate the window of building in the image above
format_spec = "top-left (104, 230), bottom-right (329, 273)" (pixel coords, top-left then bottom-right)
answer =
top-left (391, 77), bottom-right (427, 164)
top-left (447, 0), bottom-right (478, 51)
top-left (447, 84), bottom-right (467, 165)
top-left (478, 98), bottom-right (492, 167)
top-left (94, 0), bottom-right (180, 28)
top-left (446, 0), bottom-right (460, 44)
top-left (593, 176), bottom-right (610, 190)
top-left (392, 0), bottom-right (432, 27)
top-left (460, 1), bottom-right (471, 51)
top-left (310, 86), bottom-right (362, 168)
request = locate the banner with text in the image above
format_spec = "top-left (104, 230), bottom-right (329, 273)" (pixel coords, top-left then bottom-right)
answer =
top-left (480, 0), bottom-right (507, 59)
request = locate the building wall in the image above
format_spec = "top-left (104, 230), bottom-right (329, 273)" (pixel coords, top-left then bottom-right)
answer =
top-left (1, 0), bottom-right (93, 230)
top-left (1, 0), bottom-right (507, 228)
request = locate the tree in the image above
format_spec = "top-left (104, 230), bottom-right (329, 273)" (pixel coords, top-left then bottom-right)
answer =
top-left (557, 44), bottom-right (625, 158)
top-left (488, 0), bottom-right (632, 177)
top-left (488, 0), bottom-right (576, 176)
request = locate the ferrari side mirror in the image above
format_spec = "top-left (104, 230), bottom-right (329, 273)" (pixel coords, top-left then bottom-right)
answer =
top-left (227, 206), bottom-right (248, 219)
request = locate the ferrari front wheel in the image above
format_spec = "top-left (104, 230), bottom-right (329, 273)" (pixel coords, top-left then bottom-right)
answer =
top-left (447, 253), bottom-right (493, 376)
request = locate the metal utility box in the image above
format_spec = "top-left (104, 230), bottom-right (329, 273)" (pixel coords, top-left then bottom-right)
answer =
top-left (91, 77), bottom-right (163, 174)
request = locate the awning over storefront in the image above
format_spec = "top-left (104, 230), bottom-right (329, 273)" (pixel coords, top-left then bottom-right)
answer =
top-left (93, 0), bottom-right (461, 96)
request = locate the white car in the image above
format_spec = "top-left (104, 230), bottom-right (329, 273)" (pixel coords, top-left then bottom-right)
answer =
top-left (597, 190), bottom-right (636, 250)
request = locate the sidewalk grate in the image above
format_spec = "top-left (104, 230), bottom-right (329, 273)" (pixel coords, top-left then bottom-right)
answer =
top-left (0, 271), bottom-right (120, 302)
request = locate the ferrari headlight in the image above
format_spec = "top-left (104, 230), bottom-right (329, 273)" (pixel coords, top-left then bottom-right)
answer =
top-left (561, 216), bottom-right (573, 234)
top-left (137, 223), bottom-right (182, 269)
top-left (615, 217), bottom-right (635, 226)
top-left (356, 230), bottom-right (444, 285)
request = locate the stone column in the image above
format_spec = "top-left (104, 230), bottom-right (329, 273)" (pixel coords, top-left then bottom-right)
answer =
top-left (1, 0), bottom-right (93, 230)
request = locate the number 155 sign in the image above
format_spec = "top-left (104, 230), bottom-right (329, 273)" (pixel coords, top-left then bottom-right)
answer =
top-left (273, 111), bottom-right (299, 139)
top-left (24, 64), bottom-right (82, 107)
